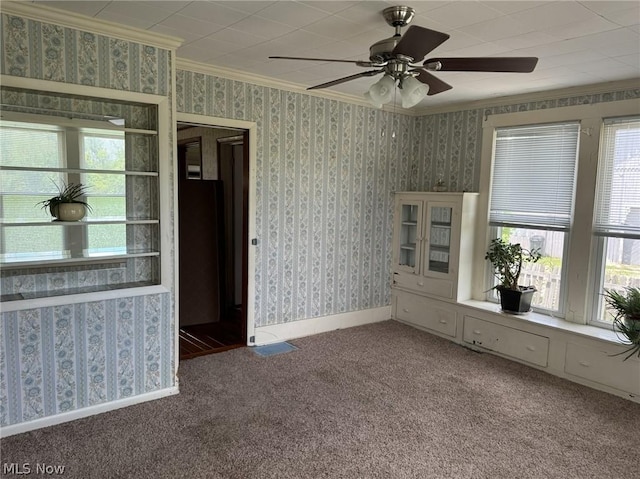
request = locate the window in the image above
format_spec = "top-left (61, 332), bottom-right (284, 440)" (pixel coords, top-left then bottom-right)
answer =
top-left (489, 122), bottom-right (580, 313)
top-left (481, 100), bottom-right (640, 328)
top-left (592, 116), bottom-right (640, 325)
top-left (0, 121), bottom-right (66, 258)
top-left (0, 118), bottom-right (127, 261)
top-left (80, 130), bottom-right (127, 252)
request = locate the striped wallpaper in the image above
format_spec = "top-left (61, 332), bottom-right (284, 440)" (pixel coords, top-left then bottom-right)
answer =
top-left (0, 12), bottom-right (175, 429)
top-left (177, 70), bottom-right (416, 326)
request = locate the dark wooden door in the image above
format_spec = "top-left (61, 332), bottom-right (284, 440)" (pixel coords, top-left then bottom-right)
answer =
top-left (178, 139), bottom-right (222, 327)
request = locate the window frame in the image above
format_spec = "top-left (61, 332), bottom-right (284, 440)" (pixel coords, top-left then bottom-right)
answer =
top-left (473, 99), bottom-right (640, 327)
top-left (486, 120), bottom-right (581, 316)
top-left (589, 116), bottom-right (640, 328)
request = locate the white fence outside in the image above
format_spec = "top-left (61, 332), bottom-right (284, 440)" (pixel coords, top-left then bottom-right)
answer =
top-left (520, 263), bottom-right (640, 314)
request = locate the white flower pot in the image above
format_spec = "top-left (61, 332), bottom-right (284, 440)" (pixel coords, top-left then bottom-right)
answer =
top-left (54, 203), bottom-right (86, 221)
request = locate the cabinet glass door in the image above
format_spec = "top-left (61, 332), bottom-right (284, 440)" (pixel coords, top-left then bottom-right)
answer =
top-left (427, 204), bottom-right (452, 275)
top-left (397, 202), bottom-right (421, 272)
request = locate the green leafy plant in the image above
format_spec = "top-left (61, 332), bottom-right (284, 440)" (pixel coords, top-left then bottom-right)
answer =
top-left (36, 179), bottom-right (92, 215)
top-left (485, 238), bottom-right (541, 291)
top-left (604, 287), bottom-right (640, 361)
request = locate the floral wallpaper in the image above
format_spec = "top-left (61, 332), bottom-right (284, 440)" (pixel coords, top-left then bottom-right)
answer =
top-left (412, 89), bottom-right (640, 192)
top-left (0, 294), bottom-right (171, 425)
top-left (0, 12), bottom-right (174, 429)
top-left (177, 70), bottom-right (415, 327)
top-left (176, 70), bottom-right (640, 329)
top-left (1, 15), bottom-right (169, 94)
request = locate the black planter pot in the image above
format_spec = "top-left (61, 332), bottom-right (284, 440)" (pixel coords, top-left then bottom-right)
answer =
top-left (498, 286), bottom-right (536, 313)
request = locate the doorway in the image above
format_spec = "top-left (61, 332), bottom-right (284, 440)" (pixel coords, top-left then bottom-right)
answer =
top-left (177, 122), bottom-right (249, 360)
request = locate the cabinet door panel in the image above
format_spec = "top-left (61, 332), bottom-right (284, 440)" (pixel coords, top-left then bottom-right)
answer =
top-left (423, 201), bottom-right (458, 280)
top-left (393, 199), bottom-right (423, 274)
top-left (463, 316), bottom-right (549, 367)
top-left (393, 272), bottom-right (453, 299)
top-left (395, 292), bottom-right (457, 337)
top-left (565, 343), bottom-right (640, 394)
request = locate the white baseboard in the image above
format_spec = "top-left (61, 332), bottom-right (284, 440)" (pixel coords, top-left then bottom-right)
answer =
top-left (0, 386), bottom-right (179, 438)
top-left (252, 306), bottom-right (391, 346)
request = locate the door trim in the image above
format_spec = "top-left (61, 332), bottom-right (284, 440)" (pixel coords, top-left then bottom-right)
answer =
top-left (176, 113), bottom-right (257, 346)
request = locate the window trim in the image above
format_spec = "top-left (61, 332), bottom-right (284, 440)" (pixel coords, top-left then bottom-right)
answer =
top-left (473, 99), bottom-right (640, 326)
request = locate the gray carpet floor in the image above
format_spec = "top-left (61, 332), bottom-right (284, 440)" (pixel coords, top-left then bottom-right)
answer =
top-left (1, 320), bottom-right (638, 479)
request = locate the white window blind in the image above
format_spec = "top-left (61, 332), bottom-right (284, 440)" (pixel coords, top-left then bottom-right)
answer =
top-left (490, 122), bottom-right (579, 230)
top-left (593, 116), bottom-right (640, 238)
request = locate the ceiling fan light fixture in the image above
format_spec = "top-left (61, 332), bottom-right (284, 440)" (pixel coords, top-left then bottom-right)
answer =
top-left (368, 74), bottom-right (395, 105)
top-left (400, 75), bottom-right (429, 108)
top-left (364, 91), bottom-right (383, 109)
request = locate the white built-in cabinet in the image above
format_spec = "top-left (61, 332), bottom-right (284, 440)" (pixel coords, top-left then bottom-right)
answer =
top-left (390, 191), bottom-right (639, 403)
top-left (392, 192), bottom-right (478, 302)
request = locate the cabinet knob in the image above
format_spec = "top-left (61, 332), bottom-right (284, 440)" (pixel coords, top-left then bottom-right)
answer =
top-left (578, 361), bottom-right (591, 367)
top-left (403, 308), bottom-right (410, 313)
top-left (417, 281), bottom-right (424, 286)
top-left (439, 319), bottom-right (447, 324)
top-left (526, 345), bottom-right (536, 351)
top-left (473, 330), bottom-right (482, 335)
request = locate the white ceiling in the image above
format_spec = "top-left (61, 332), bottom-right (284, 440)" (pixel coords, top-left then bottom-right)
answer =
top-left (31, 1), bottom-right (640, 109)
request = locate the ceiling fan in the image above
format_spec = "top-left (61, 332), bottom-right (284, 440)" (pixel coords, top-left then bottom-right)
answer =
top-left (270, 5), bottom-right (538, 108)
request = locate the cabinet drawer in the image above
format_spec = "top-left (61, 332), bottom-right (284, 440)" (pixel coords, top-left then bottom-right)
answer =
top-left (394, 293), bottom-right (457, 337)
top-left (564, 343), bottom-right (640, 395)
top-left (463, 316), bottom-right (549, 367)
top-left (393, 272), bottom-right (453, 299)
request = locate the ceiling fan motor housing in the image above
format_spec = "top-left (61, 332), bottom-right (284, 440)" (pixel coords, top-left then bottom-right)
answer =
top-left (370, 7), bottom-right (416, 64)
top-left (369, 36), bottom-right (401, 63)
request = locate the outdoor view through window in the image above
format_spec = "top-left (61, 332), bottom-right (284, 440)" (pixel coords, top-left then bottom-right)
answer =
top-left (0, 120), bottom-right (126, 263)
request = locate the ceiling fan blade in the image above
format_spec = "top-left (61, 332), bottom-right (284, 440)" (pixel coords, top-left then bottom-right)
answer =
top-left (307, 70), bottom-right (383, 90)
top-left (270, 56), bottom-right (379, 67)
top-left (392, 26), bottom-right (450, 62)
top-left (424, 57), bottom-right (539, 73)
top-left (413, 70), bottom-right (453, 96)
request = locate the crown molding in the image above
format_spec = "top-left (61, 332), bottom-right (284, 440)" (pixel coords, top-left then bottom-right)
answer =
top-left (413, 78), bottom-right (640, 116)
top-left (176, 58), bottom-right (419, 117)
top-left (0, 1), bottom-right (183, 50)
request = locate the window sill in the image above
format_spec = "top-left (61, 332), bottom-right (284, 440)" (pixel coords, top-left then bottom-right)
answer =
top-left (458, 299), bottom-right (620, 344)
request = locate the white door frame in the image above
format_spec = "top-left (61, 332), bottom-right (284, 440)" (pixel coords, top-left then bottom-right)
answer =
top-left (176, 112), bottom-right (257, 346)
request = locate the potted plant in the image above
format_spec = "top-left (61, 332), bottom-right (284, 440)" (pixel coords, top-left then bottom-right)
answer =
top-left (37, 180), bottom-right (92, 221)
top-left (485, 238), bottom-right (541, 313)
top-left (603, 287), bottom-right (640, 361)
